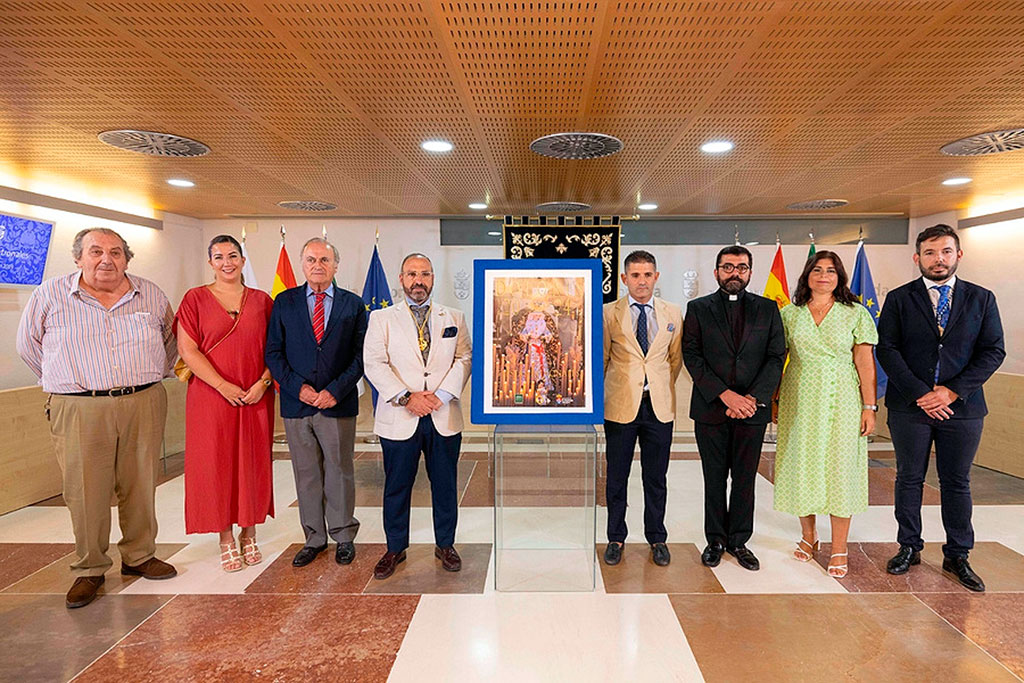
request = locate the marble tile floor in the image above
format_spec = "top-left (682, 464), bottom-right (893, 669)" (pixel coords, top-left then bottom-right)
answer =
top-left (3, 441), bottom-right (1024, 681)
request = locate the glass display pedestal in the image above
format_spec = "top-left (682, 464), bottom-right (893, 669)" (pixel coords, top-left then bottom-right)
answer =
top-left (491, 424), bottom-right (597, 592)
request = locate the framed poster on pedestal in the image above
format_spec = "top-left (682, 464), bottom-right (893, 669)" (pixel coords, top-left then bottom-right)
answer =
top-left (471, 258), bottom-right (603, 425)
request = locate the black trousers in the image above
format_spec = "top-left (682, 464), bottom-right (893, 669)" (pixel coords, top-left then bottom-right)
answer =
top-left (889, 413), bottom-right (984, 559)
top-left (694, 420), bottom-right (767, 548)
top-left (380, 416), bottom-right (462, 553)
top-left (604, 394), bottom-right (673, 544)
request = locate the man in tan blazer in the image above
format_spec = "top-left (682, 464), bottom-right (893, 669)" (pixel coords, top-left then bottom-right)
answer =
top-left (363, 253), bottom-right (472, 579)
top-left (602, 250), bottom-right (683, 567)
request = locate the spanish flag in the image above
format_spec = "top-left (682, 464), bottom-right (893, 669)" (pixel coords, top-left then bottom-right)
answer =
top-left (270, 241), bottom-right (297, 299)
top-left (763, 244), bottom-right (791, 309)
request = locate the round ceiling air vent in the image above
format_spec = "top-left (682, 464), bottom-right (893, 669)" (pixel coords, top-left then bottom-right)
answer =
top-left (786, 199), bottom-right (849, 211)
top-left (277, 200), bottom-right (338, 212)
top-left (530, 133), bottom-right (623, 159)
top-left (941, 128), bottom-right (1024, 156)
top-left (535, 201), bottom-right (591, 213)
top-left (97, 130), bottom-right (210, 157)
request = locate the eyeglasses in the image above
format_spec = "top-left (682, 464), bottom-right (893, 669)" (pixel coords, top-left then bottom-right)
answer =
top-left (717, 263), bottom-right (750, 274)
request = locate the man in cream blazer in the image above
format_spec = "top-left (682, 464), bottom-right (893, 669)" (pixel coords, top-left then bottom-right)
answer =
top-left (602, 250), bottom-right (683, 567)
top-left (363, 253), bottom-right (472, 580)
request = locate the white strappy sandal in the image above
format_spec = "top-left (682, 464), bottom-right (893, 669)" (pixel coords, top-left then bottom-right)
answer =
top-left (828, 552), bottom-right (848, 578)
top-left (794, 537), bottom-right (820, 562)
top-left (220, 541), bottom-right (244, 573)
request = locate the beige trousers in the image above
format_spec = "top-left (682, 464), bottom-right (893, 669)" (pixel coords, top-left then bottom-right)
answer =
top-left (49, 383), bottom-right (167, 577)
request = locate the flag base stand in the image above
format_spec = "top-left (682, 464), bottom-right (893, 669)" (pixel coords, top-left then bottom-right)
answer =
top-left (763, 422), bottom-right (778, 444)
top-left (363, 435), bottom-right (380, 444)
top-left (273, 433), bottom-right (288, 444)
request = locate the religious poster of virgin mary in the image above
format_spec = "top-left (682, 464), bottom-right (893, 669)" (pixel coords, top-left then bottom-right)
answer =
top-left (471, 258), bottom-right (603, 425)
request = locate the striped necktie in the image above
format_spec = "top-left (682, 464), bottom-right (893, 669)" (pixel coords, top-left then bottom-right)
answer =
top-left (313, 292), bottom-right (326, 344)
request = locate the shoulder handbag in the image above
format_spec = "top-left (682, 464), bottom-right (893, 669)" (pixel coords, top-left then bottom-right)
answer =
top-left (174, 288), bottom-right (249, 382)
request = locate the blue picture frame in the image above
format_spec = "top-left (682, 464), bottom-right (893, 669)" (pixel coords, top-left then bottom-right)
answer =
top-left (471, 258), bottom-right (604, 425)
top-left (0, 212), bottom-right (54, 286)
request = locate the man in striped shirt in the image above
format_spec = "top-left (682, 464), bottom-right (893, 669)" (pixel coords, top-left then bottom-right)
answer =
top-left (17, 227), bottom-right (179, 609)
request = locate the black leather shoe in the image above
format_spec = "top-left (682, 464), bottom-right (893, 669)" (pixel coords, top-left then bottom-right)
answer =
top-left (292, 544), bottom-right (328, 567)
top-left (886, 545), bottom-right (921, 575)
top-left (603, 542), bottom-right (623, 566)
top-left (727, 545), bottom-right (760, 571)
top-left (701, 542), bottom-right (725, 567)
top-left (651, 543), bottom-right (671, 566)
top-left (373, 550), bottom-right (407, 580)
top-left (942, 556), bottom-right (985, 592)
top-left (335, 542), bottom-right (356, 565)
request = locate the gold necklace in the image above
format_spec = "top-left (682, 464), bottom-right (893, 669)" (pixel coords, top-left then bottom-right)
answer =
top-left (410, 304), bottom-right (431, 351)
top-left (809, 299), bottom-right (834, 318)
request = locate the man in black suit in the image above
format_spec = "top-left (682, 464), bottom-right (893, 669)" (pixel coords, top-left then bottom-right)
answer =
top-left (266, 238), bottom-right (368, 568)
top-left (682, 246), bottom-right (786, 571)
top-left (877, 224), bottom-right (1004, 592)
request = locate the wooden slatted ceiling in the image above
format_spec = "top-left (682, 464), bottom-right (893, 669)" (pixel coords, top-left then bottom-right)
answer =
top-left (0, 1), bottom-right (1022, 219)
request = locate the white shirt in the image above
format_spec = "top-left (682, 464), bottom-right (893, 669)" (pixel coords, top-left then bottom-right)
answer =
top-left (921, 275), bottom-right (957, 318)
top-left (627, 294), bottom-right (658, 340)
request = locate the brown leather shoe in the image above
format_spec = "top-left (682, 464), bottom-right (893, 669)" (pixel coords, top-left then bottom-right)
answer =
top-left (121, 557), bottom-right (177, 580)
top-left (435, 546), bottom-right (462, 572)
top-left (66, 575), bottom-right (105, 609)
top-left (373, 550), bottom-right (407, 580)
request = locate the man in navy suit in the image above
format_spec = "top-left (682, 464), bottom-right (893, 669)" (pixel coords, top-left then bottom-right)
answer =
top-left (877, 224), bottom-right (1005, 591)
top-left (266, 238), bottom-right (368, 568)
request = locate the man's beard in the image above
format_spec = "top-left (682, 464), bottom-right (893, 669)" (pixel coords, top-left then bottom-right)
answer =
top-left (717, 276), bottom-right (747, 294)
top-left (919, 259), bottom-right (959, 282)
top-left (404, 284), bottom-right (431, 302)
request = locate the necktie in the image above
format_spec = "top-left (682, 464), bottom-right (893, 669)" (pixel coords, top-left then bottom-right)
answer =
top-left (934, 284), bottom-right (951, 331)
top-left (633, 303), bottom-right (649, 355)
top-left (412, 304), bottom-right (431, 363)
top-left (312, 292), bottom-right (326, 344)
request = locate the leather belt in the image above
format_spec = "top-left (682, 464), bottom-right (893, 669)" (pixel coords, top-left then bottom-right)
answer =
top-left (61, 382), bottom-right (156, 397)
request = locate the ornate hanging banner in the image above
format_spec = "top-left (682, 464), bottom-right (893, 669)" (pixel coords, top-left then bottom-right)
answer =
top-left (502, 215), bottom-right (621, 304)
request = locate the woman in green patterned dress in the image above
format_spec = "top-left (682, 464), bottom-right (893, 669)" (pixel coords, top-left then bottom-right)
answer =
top-left (774, 251), bottom-right (878, 578)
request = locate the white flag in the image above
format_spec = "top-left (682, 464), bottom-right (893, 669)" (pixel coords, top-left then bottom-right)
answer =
top-left (241, 241), bottom-right (259, 290)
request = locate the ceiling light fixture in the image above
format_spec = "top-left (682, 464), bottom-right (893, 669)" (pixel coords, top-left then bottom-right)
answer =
top-left (745, 241), bottom-right (760, 246)
top-left (701, 140), bottom-right (734, 154)
top-left (167, 178), bottom-right (194, 188)
top-left (421, 139), bottom-right (453, 153)
top-left (637, 203), bottom-right (658, 211)
top-left (529, 132), bottom-right (624, 159)
top-left (487, 231), bottom-right (501, 236)
top-left (941, 177), bottom-right (972, 186)
top-left (469, 202), bottom-right (488, 210)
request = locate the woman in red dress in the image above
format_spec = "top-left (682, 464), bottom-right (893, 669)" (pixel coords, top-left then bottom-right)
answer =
top-left (175, 235), bottom-right (275, 572)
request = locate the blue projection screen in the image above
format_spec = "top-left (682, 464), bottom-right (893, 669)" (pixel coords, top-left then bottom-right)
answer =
top-left (0, 212), bottom-right (54, 286)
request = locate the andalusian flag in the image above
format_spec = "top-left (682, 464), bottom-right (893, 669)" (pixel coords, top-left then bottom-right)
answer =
top-left (270, 241), bottom-right (297, 299)
top-left (763, 243), bottom-right (791, 309)
top-left (807, 238), bottom-right (816, 260)
top-left (851, 240), bottom-right (888, 398)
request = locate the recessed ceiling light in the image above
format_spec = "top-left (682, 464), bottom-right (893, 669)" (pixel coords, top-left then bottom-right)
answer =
top-left (167, 178), bottom-right (194, 188)
top-left (637, 203), bottom-right (658, 211)
top-left (942, 177), bottom-right (972, 186)
top-left (487, 231), bottom-right (501, 236)
top-left (701, 140), bottom-right (734, 154)
top-left (745, 241), bottom-right (760, 246)
top-left (468, 202), bottom-right (488, 210)
top-left (421, 139), bottom-right (453, 153)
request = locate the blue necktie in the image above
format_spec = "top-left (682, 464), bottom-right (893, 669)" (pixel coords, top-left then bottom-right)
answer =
top-left (934, 284), bottom-right (951, 331)
top-left (633, 303), bottom-right (649, 355)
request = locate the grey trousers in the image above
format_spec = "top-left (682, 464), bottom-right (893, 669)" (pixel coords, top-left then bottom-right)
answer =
top-left (283, 413), bottom-right (360, 547)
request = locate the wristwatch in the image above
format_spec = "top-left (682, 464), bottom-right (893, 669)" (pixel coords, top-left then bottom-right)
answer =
top-left (262, 378), bottom-right (272, 387)
top-left (396, 391), bottom-right (412, 407)
top-left (862, 404), bottom-right (878, 412)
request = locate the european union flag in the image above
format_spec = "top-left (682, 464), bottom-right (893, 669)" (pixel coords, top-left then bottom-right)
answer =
top-left (850, 241), bottom-right (888, 399)
top-left (361, 245), bottom-right (392, 406)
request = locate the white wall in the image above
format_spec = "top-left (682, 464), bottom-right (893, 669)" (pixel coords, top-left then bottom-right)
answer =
top-left (0, 203), bottom-right (205, 389)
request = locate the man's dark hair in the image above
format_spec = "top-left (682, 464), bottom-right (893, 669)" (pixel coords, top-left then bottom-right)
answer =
top-left (624, 250), bottom-right (657, 270)
top-left (715, 245), bottom-right (753, 269)
top-left (915, 224), bottom-right (960, 253)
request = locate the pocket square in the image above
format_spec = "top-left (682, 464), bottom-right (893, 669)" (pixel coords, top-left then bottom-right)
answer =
top-left (667, 323), bottom-right (676, 332)
top-left (442, 326), bottom-right (458, 338)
